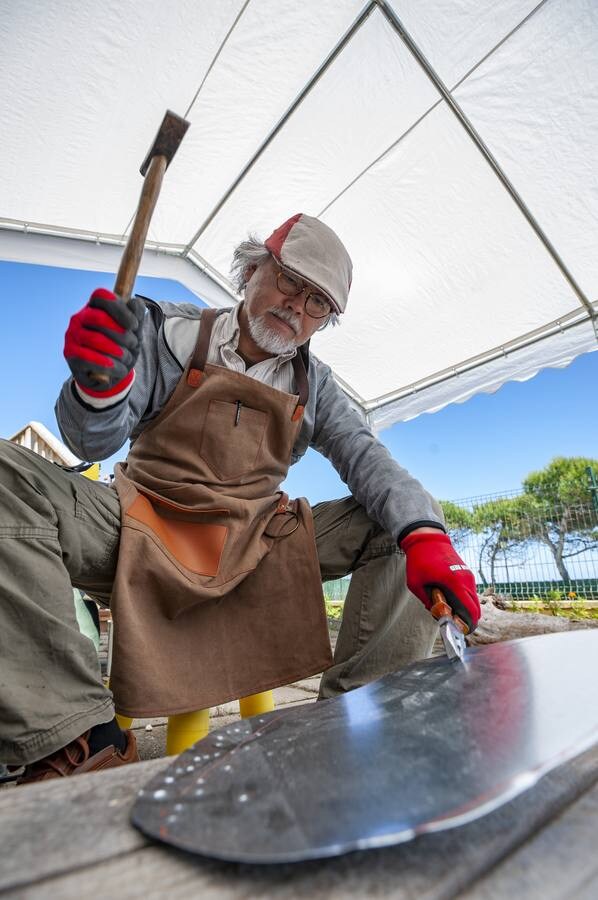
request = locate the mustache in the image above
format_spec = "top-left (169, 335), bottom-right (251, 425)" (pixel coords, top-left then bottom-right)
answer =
top-left (267, 307), bottom-right (300, 334)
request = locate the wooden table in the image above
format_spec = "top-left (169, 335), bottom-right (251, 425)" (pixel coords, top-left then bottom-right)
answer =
top-left (1, 746), bottom-right (597, 898)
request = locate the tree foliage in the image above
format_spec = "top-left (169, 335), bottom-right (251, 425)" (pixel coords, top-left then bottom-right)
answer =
top-left (440, 500), bottom-right (472, 529)
top-left (523, 456), bottom-right (598, 507)
top-left (518, 457), bottom-right (598, 580)
top-left (441, 458), bottom-right (598, 585)
top-left (471, 497), bottom-right (532, 586)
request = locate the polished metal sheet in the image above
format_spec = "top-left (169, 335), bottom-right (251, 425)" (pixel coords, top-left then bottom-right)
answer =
top-left (132, 631), bottom-right (598, 863)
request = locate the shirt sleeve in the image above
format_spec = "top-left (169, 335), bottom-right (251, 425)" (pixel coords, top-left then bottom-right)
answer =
top-left (310, 367), bottom-right (445, 542)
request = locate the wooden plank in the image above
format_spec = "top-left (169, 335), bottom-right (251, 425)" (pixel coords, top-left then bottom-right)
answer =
top-left (0, 757), bottom-right (168, 892)
top-left (459, 778), bottom-right (598, 899)
top-left (2, 747), bottom-right (598, 898)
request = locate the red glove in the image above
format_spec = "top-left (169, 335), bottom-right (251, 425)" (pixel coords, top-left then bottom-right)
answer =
top-left (64, 288), bottom-right (145, 397)
top-left (400, 531), bottom-right (480, 632)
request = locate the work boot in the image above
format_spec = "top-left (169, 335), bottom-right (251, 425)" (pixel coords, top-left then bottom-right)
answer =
top-left (15, 729), bottom-right (139, 785)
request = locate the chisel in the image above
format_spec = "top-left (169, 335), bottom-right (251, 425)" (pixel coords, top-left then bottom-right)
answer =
top-left (430, 587), bottom-right (468, 662)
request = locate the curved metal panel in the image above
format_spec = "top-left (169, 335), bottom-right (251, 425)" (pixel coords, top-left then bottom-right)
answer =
top-left (133, 630), bottom-right (598, 863)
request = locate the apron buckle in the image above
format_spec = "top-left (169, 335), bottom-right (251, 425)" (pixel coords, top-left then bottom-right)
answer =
top-left (266, 493), bottom-right (299, 539)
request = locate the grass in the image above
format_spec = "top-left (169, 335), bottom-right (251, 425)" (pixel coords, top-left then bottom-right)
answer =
top-left (508, 591), bottom-right (598, 620)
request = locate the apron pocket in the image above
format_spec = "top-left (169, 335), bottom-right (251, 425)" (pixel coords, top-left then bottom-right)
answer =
top-left (126, 493), bottom-right (228, 576)
top-left (200, 399), bottom-right (267, 480)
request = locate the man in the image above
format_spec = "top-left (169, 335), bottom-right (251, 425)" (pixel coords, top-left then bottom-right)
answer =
top-left (0, 214), bottom-right (480, 783)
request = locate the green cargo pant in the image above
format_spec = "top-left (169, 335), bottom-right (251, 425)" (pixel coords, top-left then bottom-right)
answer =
top-left (0, 441), bottom-right (438, 765)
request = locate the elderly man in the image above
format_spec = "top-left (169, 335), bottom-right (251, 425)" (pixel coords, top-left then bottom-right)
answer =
top-left (0, 214), bottom-right (480, 784)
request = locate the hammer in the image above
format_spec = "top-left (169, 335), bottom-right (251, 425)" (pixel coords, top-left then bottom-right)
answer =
top-left (90, 109), bottom-right (189, 384)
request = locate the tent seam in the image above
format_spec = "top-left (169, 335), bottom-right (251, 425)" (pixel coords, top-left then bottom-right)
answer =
top-left (375, 0), bottom-right (594, 319)
top-left (179, 1), bottom-right (378, 257)
top-left (317, 0), bottom-right (549, 220)
top-left (120, 0), bottom-right (253, 241)
top-left (183, 0), bottom-right (252, 120)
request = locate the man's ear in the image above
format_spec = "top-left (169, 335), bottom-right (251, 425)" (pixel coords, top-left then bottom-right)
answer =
top-left (244, 265), bottom-right (257, 284)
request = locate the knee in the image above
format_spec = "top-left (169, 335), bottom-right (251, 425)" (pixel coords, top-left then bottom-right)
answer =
top-left (0, 438), bottom-right (20, 470)
top-left (0, 440), bottom-right (62, 522)
top-left (354, 513), bottom-right (398, 566)
top-left (0, 439), bottom-right (44, 479)
top-left (0, 440), bottom-right (33, 492)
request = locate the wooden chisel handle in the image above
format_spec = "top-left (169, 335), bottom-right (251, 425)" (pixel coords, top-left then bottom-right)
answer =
top-left (430, 588), bottom-right (469, 635)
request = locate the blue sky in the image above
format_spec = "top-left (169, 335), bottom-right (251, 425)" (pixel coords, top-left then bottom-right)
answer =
top-left (1, 258), bottom-right (596, 504)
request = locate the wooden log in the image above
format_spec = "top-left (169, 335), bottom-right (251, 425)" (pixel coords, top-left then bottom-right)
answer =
top-left (467, 595), bottom-right (598, 647)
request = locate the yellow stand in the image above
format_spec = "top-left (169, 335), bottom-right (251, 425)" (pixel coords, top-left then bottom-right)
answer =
top-left (239, 690), bottom-right (275, 718)
top-left (115, 692), bottom-right (275, 755)
top-left (115, 713), bottom-right (134, 730)
top-left (81, 462), bottom-right (101, 481)
top-left (166, 709), bottom-right (210, 755)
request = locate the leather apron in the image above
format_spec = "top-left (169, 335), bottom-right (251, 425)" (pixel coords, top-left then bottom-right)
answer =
top-left (109, 309), bottom-right (332, 717)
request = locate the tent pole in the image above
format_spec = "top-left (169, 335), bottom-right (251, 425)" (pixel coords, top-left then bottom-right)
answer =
top-left (366, 304), bottom-right (598, 414)
top-left (181, 1), bottom-right (378, 256)
top-left (375, 0), bottom-right (596, 326)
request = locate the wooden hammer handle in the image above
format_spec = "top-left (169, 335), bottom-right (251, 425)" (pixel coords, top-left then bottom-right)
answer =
top-left (114, 153), bottom-right (168, 302)
top-left (88, 154), bottom-right (167, 386)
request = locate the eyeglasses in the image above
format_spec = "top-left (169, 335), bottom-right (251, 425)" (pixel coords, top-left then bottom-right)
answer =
top-left (275, 268), bottom-right (333, 319)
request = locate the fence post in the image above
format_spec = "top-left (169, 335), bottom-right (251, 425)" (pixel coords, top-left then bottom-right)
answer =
top-left (587, 466), bottom-right (598, 520)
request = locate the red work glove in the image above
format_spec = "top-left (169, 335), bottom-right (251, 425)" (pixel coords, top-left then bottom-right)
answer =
top-left (64, 288), bottom-right (145, 397)
top-left (400, 531), bottom-right (481, 632)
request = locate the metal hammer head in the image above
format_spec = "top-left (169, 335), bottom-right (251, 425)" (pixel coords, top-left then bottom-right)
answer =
top-left (139, 110), bottom-right (190, 176)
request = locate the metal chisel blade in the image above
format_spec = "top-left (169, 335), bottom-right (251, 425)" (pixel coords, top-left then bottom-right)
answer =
top-left (438, 617), bottom-right (467, 662)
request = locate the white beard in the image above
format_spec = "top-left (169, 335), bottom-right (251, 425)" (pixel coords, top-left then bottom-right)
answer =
top-left (247, 308), bottom-right (299, 355)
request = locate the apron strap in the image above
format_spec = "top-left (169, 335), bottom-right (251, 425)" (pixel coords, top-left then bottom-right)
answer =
top-left (187, 308), bottom-right (221, 386)
top-left (291, 348), bottom-right (309, 420)
top-left (187, 306), bottom-right (310, 419)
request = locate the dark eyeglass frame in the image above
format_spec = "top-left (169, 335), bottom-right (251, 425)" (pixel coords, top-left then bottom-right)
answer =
top-left (275, 267), bottom-right (333, 319)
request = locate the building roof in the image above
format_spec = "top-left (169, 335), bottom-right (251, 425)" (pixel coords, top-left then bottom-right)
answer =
top-left (9, 421), bottom-right (80, 466)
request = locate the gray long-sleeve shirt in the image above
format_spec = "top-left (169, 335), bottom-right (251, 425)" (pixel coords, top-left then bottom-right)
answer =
top-left (56, 300), bottom-right (444, 542)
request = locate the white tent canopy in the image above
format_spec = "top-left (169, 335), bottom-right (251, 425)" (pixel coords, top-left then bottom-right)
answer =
top-left (1, 0), bottom-right (596, 428)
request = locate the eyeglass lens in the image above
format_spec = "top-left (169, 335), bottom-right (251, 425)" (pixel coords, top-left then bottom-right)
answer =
top-left (277, 270), bottom-right (331, 318)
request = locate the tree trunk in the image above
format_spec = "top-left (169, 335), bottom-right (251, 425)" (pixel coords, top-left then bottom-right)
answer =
top-left (478, 531), bottom-right (495, 588)
top-left (489, 544), bottom-right (501, 585)
top-left (554, 544), bottom-right (571, 581)
top-left (539, 524), bottom-right (571, 581)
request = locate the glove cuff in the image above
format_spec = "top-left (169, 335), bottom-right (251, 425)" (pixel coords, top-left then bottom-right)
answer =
top-left (400, 530), bottom-right (450, 552)
top-left (90, 286), bottom-right (118, 303)
top-left (397, 520), bottom-right (446, 545)
top-left (75, 369), bottom-right (135, 408)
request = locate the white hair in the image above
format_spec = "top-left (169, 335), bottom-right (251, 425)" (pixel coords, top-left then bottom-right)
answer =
top-left (230, 233), bottom-right (339, 327)
top-left (230, 234), bottom-right (270, 293)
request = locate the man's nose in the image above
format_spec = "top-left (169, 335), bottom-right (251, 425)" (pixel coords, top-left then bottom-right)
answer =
top-left (284, 293), bottom-right (305, 315)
